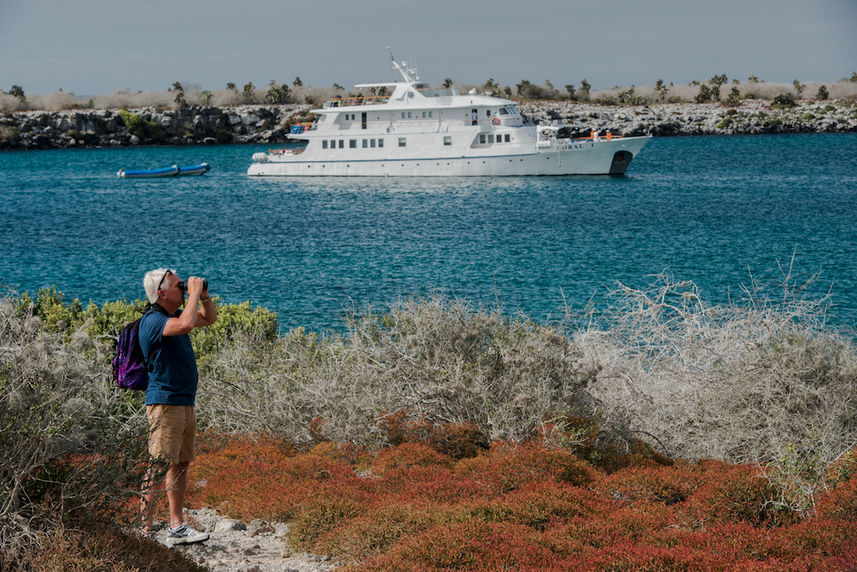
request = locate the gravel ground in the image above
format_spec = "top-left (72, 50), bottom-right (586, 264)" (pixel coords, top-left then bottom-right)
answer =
top-left (151, 508), bottom-right (339, 572)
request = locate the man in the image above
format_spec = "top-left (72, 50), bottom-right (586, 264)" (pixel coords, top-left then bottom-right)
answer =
top-left (139, 268), bottom-right (217, 545)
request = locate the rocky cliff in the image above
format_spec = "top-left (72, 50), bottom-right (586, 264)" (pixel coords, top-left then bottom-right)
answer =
top-left (520, 100), bottom-right (857, 137)
top-left (0, 105), bottom-right (302, 150)
top-left (1, 100), bottom-right (855, 150)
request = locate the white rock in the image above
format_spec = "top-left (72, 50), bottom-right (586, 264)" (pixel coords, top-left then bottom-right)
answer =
top-left (214, 518), bottom-right (247, 532)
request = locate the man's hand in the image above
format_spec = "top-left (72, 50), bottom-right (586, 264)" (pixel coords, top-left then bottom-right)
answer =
top-left (186, 276), bottom-right (205, 298)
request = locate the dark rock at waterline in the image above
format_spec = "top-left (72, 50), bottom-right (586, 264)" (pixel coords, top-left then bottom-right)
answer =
top-left (1, 101), bottom-right (855, 150)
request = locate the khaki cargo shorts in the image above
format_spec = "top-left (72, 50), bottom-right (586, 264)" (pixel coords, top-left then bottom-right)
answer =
top-left (146, 404), bottom-right (196, 464)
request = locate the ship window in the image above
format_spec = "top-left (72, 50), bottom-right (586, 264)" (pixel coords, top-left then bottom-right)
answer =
top-left (486, 110), bottom-right (491, 117)
top-left (322, 140), bottom-right (328, 149)
top-left (362, 139), bottom-right (368, 148)
top-left (349, 139), bottom-right (357, 148)
top-left (505, 134), bottom-right (510, 142)
top-left (494, 135), bottom-right (501, 144)
top-left (378, 138), bottom-right (384, 148)
top-left (399, 137), bottom-right (406, 147)
top-left (429, 111), bottom-right (433, 118)
top-left (339, 140), bottom-right (344, 149)
top-left (443, 136), bottom-right (452, 146)
top-left (479, 134), bottom-right (486, 144)
top-left (499, 107), bottom-right (509, 115)
top-left (488, 134), bottom-right (494, 143)
top-left (401, 112), bottom-right (406, 119)
top-left (370, 139), bottom-right (376, 148)
top-left (407, 112), bottom-right (412, 119)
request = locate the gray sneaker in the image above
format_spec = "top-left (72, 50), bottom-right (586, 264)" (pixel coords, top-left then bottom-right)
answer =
top-left (166, 522), bottom-right (209, 545)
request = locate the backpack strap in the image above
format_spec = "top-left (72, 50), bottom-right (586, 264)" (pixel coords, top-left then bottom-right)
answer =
top-left (141, 304), bottom-right (170, 370)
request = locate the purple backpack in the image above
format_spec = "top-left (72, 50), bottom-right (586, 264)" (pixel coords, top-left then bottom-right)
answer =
top-left (113, 310), bottom-right (160, 390)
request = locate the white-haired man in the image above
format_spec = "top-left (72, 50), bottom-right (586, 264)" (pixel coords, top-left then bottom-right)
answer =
top-left (139, 268), bottom-right (217, 545)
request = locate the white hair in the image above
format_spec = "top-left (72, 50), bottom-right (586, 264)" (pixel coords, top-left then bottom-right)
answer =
top-left (143, 268), bottom-right (175, 304)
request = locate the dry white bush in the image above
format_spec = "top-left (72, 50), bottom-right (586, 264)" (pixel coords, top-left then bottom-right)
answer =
top-left (196, 297), bottom-right (600, 446)
top-left (0, 94), bottom-right (23, 112)
top-left (579, 269), bottom-right (857, 471)
top-left (0, 298), bottom-right (148, 557)
top-left (26, 91), bottom-right (83, 111)
top-left (90, 90), bottom-right (174, 110)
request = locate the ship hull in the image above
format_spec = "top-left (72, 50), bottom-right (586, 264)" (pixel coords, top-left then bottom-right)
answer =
top-left (247, 136), bottom-right (651, 177)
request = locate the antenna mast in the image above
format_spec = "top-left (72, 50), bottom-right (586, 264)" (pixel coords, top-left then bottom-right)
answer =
top-left (387, 46), bottom-right (418, 82)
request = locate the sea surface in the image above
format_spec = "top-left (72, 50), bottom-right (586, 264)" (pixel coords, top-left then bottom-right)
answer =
top-left (2, 133), bottom-right (856, 334)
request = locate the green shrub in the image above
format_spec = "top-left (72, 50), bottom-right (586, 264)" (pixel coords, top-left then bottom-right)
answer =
top-left (772, 93), bottom-right (797, 108)
top-left (118, 109), bottom-right (165, 142)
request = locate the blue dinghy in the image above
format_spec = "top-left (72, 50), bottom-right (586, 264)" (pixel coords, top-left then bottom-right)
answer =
top-left (117, 163), bottom-right (210, 178)
top-left (117, 165), bottom-right (179, 178)
top-left (177, 163), bottom-right (210, 176)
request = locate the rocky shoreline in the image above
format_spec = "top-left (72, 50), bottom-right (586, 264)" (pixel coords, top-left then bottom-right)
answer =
top-left (1, 100), bottom-right (855, 150)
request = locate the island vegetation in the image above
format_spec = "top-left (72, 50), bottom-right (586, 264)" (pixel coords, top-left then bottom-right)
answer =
top-left (2, 73), bottom-right (857, 150)
top-left (2, 73), bottom-right (857, 111)
top-left (2, 267), bottom-right (857, 569)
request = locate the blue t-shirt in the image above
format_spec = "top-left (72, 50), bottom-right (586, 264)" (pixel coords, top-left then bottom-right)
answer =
top-left (139, 307), bottom-right (199, 406)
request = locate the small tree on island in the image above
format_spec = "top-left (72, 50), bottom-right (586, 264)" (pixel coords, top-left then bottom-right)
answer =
top-left (170, 82), bottom-right (187, 108)
top-left (266, 81), bottom-right (291, 104)
top-left (695, 84), bottom-right (712, 103)
top-left (9, 85), bottom-right (26, 104)
top-left (655, 79), bottom-right (669, 102)
top-left (242, 82), bottom-right (256, 103)
top-left (578, 79), bottom-right (591, 101)
top-left (725, 86), bottom-right (742, 107)
top-left (816, 85), bottom-right (829, 100)
top-left (565, 83), bottom-right (576, 101)
top-left (709, 74), bottom-right (728, 101)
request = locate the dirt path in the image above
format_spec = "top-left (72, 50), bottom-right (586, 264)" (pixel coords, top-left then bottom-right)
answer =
top-left (152, 508), bottom-right (339, 572)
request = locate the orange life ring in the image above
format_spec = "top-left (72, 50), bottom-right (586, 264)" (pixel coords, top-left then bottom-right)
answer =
top-left (491, 117), bottom-right (501, 125)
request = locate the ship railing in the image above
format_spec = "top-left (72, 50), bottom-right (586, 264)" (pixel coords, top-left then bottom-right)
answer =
top-left (290, 122), bottom-right (317, 134)
top-left (569, 133), bottom-right (624, 142)
top-left (323, 95), bottom-right (391, 108)
top-left (268, 147), bottom-right (305, 156)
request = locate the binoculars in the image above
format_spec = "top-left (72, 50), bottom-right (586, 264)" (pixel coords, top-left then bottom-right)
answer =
top-left (176, 279), bottom-right (208, 292)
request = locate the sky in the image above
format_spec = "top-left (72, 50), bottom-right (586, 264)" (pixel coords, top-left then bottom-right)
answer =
top-left (1, 0), bottom-right (855, 96)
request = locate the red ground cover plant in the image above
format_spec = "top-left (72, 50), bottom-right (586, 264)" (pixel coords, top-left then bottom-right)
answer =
top-left (816, 472), bottom-right (857, 521)
top-left (186, 433), bottom-right (857, 569)
top-left (188, 434), bottom-right (372, 522)
top-left (355, 520), bottom-right (561, 570)
top-left (465, 480), bottom-right (610, 531)
top-left (595, 461), bottom-right (704, 505)
top-left (377, 409), bottom-right (489, 459)
top-left (455, 440), bottom-right (598, 493)
top-left (680, 461), bottom-right (802, 528)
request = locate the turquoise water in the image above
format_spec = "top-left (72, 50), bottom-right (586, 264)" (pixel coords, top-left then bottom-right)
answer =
top-left (2, 133), bottom-right (856, 333)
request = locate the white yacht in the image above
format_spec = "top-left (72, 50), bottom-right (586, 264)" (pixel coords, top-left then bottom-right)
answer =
top-left (248, 58), bottom-right (650, 177)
